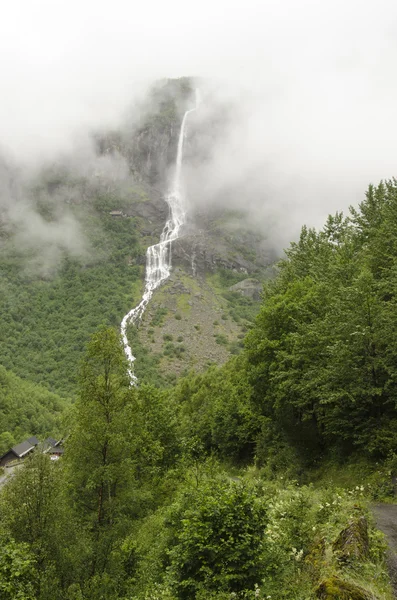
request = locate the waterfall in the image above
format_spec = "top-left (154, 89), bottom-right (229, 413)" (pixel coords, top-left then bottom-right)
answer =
top-left (121, 91), bottom-right (199, 380)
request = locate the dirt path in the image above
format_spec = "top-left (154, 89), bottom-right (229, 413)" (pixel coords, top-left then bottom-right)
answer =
top-left (373, 504), bottom-right (397, 597)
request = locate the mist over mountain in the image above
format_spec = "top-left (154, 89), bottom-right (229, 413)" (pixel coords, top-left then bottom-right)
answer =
top-left (2, 5), bottom-right (397, 599)
top-left (1, 0), bottom-right (397, 259)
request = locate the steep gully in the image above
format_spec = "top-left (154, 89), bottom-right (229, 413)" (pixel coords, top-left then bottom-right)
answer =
top-left (121, 91), bottom-right (199, 380)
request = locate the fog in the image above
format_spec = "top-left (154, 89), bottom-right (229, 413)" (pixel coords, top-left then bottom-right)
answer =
top-left (2, 0), bottom-right (397, 256)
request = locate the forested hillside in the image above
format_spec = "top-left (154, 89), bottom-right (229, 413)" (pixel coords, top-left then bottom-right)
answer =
top-left (2, 180), bottom-right (397, 599)
top-left (0, 209), bottom-right (143, 396)
top-left (0, 365), bottom-right (65, 454)
top-left (246, 180), bottom-right (397, 462)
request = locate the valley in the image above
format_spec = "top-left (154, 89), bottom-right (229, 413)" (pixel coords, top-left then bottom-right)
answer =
top-left (1, 78), bottom-right (397, 600)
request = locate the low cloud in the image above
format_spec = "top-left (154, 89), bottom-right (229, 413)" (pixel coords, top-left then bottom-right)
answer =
top-left (1, 0), bottom-right (397, 255)
top-left (0, 140), bottom-right (133, 275)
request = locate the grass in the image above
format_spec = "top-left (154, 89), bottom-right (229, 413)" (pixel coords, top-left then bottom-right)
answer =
top-left (301, 455), bottom-right (396, 502)
top-left (176, 294), bottom-right (192, 315)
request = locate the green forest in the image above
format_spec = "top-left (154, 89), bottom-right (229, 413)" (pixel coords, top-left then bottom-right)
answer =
top-left (2, 180), bottom-right (397, 598)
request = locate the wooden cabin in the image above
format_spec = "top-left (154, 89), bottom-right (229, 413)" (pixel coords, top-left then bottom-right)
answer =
top-left (0, 437), bottom-right (38, 467)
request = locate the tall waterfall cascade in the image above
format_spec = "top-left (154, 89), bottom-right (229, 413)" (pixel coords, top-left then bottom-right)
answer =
top-left (121, 90), bottom-right (199, 380)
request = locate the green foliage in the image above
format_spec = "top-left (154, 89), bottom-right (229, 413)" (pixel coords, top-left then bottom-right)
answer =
top-left (126, 326), bottom-right (165, 386)
top-left (0, 452), bottom-right (87, 599)
top-left (0, 536), bottom-right (37, 600)
top-left (150, 308), bottom-right (168, 327)
top-left (165, 478), bottom-right (269, 599)
top-left (0, 208), bottom-right (143, 396)
top-left (2, 157), bottom-right (397, 600)
top-left (66, 328), bottom-right (135, 533)
top-left (0, 318), bottom-right (395, 599)
top-left (127, 470), bottom-right (393, 600)
top-left (222, 291), bottom-right (258, 324)
top-left (0, 365), bottom-right (65, 454)
top-left (214, 333), bottom-right (228, 345)
top-left (163, 342), bottom-right (186, 359)
top-left (172, 358), bottom-right (258, 462)
top-left (246, 181), bottom-right (397, 459)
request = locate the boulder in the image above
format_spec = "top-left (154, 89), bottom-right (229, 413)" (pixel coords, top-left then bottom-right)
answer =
top-left (333, 516), bottom-right (369, 563)
top-left (229, 278), bottom-right (263, 300)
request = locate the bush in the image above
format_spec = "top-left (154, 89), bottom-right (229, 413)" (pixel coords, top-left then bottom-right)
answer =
top-left (151, 308), bottom-right (168, 327)
top-left (214, 334), bottom-right (228, 346)
top-left (166, 479), bottom-right (270, 598)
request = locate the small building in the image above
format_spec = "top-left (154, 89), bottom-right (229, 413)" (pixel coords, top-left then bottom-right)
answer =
top-left (0, 436), bottom-right (64, 467)
top-left (27, 436), bottom-right (39, 447)
top-left (49, 446), bottom-right (64, 461)
top-left (109, 210), bottom-right (124, 217)
top-left (42, 437), bottom-right (58, 452)
top-left (0, 440), bottom-right (36, 467)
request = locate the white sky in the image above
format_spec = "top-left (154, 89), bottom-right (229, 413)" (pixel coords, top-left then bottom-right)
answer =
top-left (1, 0), bottom-right (397, 240)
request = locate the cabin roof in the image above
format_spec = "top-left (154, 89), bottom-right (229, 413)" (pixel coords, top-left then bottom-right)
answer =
top-left (44, 437), bottom-right (57, 447)
top-left (27, 436), bottom-right (39, 446)
top-left (11, 441), bottom-right (35, 458)
top-left (49, 446), bottom-right (64, 454)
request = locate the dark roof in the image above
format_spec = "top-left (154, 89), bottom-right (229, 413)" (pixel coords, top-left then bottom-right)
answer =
top-left (27, 436), bottom-right (39, 446)
top-left (44, 437), bottom-right (57, 447)
top-left (49, 446), bottom-right (64, 454)
top-left (12, 441), bottom-right (35, 458)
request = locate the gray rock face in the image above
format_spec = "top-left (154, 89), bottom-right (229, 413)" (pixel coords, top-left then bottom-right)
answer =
top-left (125, 194), bottom-right (168, 236)
top-left (129, 126), bottom-right (179, 186)
top-left (171, 222), bottom-right (273, 278)
top-left (97, 79), bottom-right (195, 188)
top-left (229, 279), bottom-right (263, 301)
top-left (97, 79), bottom-right (276, 280)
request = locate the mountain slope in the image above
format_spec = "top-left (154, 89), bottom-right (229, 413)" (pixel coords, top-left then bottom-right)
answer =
top-left (0, 365), bottom-right (65, 454)
top-left (0, 78), bottom-right (275, 394)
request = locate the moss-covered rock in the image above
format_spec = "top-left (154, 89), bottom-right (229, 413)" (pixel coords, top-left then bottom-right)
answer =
top-left (333, 516), bottom-right (369, 562)
top-left (305, 537), bottom-right (326, 581)
top-left (316, 575), bottom-right (377, 599)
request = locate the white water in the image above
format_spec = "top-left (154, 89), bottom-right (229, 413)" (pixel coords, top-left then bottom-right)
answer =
top-left (121, 92), bottom-right (199, 380)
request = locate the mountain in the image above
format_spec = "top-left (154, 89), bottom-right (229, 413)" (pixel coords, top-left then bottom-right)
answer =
top-left (0, 80), bottom-right (396, 599)
top-left (0, 78), bottom-right (275, 394)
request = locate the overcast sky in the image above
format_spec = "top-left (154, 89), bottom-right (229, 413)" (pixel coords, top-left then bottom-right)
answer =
top-left (1, 0), bottom-right (397, 242)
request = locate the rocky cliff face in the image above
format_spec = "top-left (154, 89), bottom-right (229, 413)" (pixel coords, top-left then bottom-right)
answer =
top-left (99, 78), bottom-right (275, 278)
top-left (98, 78), bottom-right (277, 379)
top-left (97, 78), bottom-right (194, 187)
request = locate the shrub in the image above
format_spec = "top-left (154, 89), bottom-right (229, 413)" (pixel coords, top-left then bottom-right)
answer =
top-left (214, 334), bottom-right (228, 346)
top-left (166, 479), bottom-right (270, 598)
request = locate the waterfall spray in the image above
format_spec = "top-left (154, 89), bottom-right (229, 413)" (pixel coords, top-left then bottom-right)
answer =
top-left (121, 91), bottom-right (199, 380)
